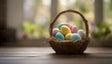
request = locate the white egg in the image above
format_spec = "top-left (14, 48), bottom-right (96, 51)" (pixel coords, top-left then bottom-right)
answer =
top-left (78, 29), bottom-right (85, 39)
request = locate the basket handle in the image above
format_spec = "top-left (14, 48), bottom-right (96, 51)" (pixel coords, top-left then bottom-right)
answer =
top-left (49, 10), bottom-right (89, 39)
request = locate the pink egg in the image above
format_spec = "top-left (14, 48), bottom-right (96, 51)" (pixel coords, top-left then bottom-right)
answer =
top-left (71, 25), bottom-right (78, 33)
top-left (52, 28), bottom-right (59, 36)
top-left (70, 25), bottom-right (72, 29)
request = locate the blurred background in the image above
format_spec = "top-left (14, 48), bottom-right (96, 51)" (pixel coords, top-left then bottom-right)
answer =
top-left (0, 0), bottom-right (112, 47)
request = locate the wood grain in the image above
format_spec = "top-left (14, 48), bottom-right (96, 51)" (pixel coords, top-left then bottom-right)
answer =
top-left (0, 47), bottom-right (112, 64)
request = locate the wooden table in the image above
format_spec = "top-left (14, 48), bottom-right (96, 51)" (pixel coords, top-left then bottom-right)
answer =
top-left (0, 47), bottom-right (112, 64)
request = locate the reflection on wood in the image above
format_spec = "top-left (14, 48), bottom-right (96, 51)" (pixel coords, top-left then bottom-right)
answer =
top-left (0, 47), bottom-right (112, 64)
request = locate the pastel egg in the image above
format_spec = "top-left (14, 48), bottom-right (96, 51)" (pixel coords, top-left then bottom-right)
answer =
top-left (55, 32), bottom-right (65, 40)
top-left (58, 23), bottom-right (71, 29)
top-left (60, 25), bottom-right (71, 35)
top-left (52, 28), bottom-right (59, 36)
top-left (71, 33), bottom-right (81, 40)
top-left (78, 29), bottom-right (85, 38)
top-left (58, 23), bottom-right (64, 30)
top-left (63, 23), bottom-right (71, 28)
top-left (65, 33), bottom-right (72, 40)
top-left (71, 25), bottom-right (78, 33)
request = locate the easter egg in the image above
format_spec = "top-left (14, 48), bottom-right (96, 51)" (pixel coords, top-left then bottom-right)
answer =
top-left (60, 25), bottom-right (71, 35)
top-left (78, 29), bottom-right (85, 38)
top-left (58, 23), bottom-right (64, 30)
top-left (65, 33), bottom-right (72, 40)
top-left (64, 23), bottom-right (71, 28)
top-left (71, 25), bottom-right (78, 33)
top-left (58, 23), bottom-right (71, 29)
top-left (52, 28), bottom-right (59, 36)
top-left (71, 33), bottom-right (81, 40)
top-left (55, 32), bottom-right (65, 40)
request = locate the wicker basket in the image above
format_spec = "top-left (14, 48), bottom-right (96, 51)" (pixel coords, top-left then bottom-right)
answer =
top-left (49, 10), bottom-right (90, 54)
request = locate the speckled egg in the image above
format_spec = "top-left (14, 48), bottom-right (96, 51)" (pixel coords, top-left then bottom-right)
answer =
top-left (55, 32), bottom-right (65, 40)
top-left (71, 25), bottom-right (78, 33)
top-left (52, 28), bottom-right (59, 36)
top-left (58, 23), bottom-right (71, 29)
top-left (71, 33), bottom-right (81, 40)
top-left (60, 25), bottom-right (71, 35)
top-left (78, 29), bottom-right (85, 39)
top-left (65, 33), bottom-right (72, 40)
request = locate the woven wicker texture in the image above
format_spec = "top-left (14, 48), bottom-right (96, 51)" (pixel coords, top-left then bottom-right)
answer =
top-left (49, 10), bottom-right (90, 54)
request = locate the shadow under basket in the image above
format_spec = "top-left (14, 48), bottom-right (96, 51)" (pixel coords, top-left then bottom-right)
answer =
top-left (49, 10), bottom-right (90, 54)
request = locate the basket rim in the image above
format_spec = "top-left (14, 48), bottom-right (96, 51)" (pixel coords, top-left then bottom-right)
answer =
top-left (49, 36), bottom-right (89, 43)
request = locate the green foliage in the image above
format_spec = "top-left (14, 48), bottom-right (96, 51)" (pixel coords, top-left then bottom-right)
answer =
top-left (98, 23), bottom-right (111, 35)
top-left (92, 23), bottom-right (111, 40)
top-left (22, 21), bottom-right (45, 38)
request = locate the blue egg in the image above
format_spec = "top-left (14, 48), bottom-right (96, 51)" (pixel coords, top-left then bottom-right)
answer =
top-left (71, 33), bottom-right (81, 40)
top-left (55, 32), bottom-right (65, 40)
top-left (58, 23), bottom-right (64, 29)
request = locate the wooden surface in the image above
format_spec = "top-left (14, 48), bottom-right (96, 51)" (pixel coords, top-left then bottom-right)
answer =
top-left (0, 47), bottom-right (112, 64)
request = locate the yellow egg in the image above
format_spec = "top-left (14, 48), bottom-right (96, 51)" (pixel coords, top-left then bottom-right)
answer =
top-left (65, 33), bottom-right (72, 40)
top-left (60, 25), bottom-right (71, 35)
